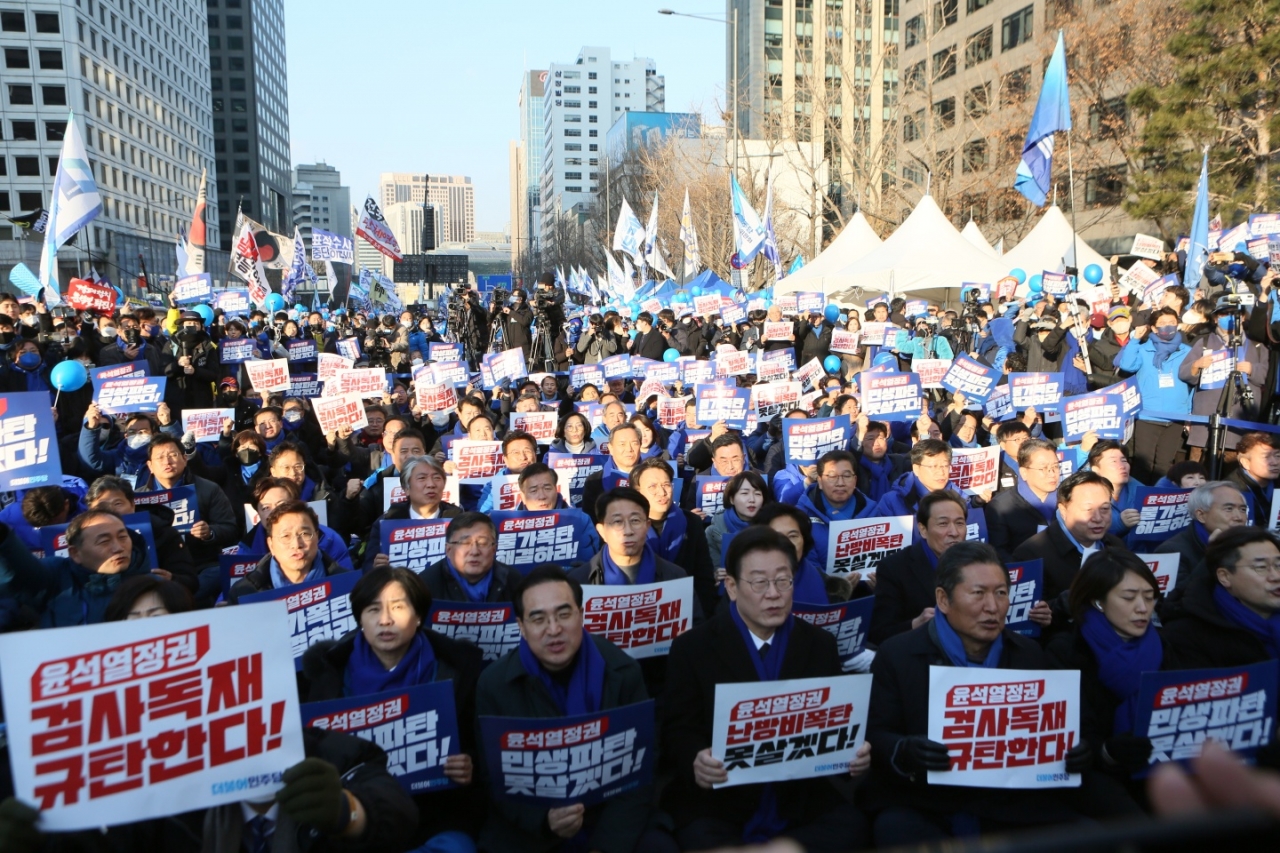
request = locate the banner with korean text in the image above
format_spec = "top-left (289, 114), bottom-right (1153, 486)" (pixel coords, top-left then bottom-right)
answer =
top-left (782, 415), bottom-right (852, 467)
top-left (0, 392), bottom-right (62, 491)
top-left (240, 573), bottom-right (359, 670)
top-left (862, 373), bottom-right (923, 422)
top-left (94, 377), bottom-right (167, 414)
top-left (490, 509), bottom-right (596, 573)
top-left (428, 601), bottom-right (520, 663)
top-left (382, 519), bottom-right (452, 573)
top-left (793, 597), bottom-right (874, 659)
top-left (826, 516), bottom-right (912, 576)
top-left (581, 578), bottom-right (694, 659)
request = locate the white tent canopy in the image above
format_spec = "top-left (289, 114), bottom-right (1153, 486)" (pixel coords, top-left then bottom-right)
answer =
top-left (1001, 205), bottom-right (1109, 276)
top-left (775, 210), bottom-right (882, 295)
top-left (806, 195), bottom-right (1013, 295)
top-left (960, 219), bottom-right (998, 257)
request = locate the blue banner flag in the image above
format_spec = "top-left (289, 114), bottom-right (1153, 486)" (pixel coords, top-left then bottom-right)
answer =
top-left (39, 111), bottom-right (103, 305)
top-left (88, 360), bottom-right (149, 382)
top-left (479, 700), bottom-right (656, 806)
top-left (93, 376), bottom-right (167, 414)
top-left (381, 518), bottom-right (452, 573)
top-left (240, 571), bottom-right (360, 670)
top-left (782, 415), bottom-right (853, 466)
top-left (428, 600), bottom-right (521, 662)
top-left (490, 509), bottom-right (597, 573)
top-left (792, 596), bottom-right (874, 657)
top-left (1005, 559), bottom-right (1044, 638)
top-left (302, 682), bottom-right (460, 794)
top-left (1186, 149), bottom-right (1211, 288)
top-left (1014, 32), bottom-right (1072, 207)
top-left (134, 485), bottom-right (200, 533)
top-left (281, 226), bottom-right (308, 304)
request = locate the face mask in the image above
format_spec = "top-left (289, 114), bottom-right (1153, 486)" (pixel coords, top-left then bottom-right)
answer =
top-left (237, 447), bottom-right (261, 465)
top-left (18, 352), bottom-right (41, 369)
top-left (412, 358), bottom-right (424, 368)
top-left (1218, 315), bottom-right (1234, 331)
top-left (0, 331), bottom-right (13, 346)
top-left (284, 410), bottom-right (304, 424)
top-left (219, 392), bottom-right (239, 405)
top-left (102, 327), bottom-right (118, 340)
top-left (126, 433), bottom-right (151, 450)
top-left (401, 320), bottom-right (412, 328)
top-left (429, 412), bottom-right (451, 427)
top-left (1153, 326), bottom-right (1179, 342)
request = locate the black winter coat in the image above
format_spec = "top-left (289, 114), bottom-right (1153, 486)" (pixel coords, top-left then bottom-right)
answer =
top-left (984, 486), bottom-right (1054, 562)
top-left (868, 540), bottom-right (940, 647)
top-left (1160, 570), bottom-right (1276, 670)
top-left (1011, 521), bottom-right (1129, 627)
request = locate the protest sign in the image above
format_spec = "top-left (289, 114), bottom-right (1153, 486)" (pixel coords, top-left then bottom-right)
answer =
top-left (1010, 373), bottom-right (1065, 409)
top-left (711, 675), bottom-right (871, 787)
top-left (826, 515), bottom-right (913, 576)
top-left (941, 356), bottom-right (1000, 404)
top-left (181, 408), bottom-right (233, 444)
top-left (173, 273), bottom-right (214, 305)
top-left (286, 339), bottom-right (318, 363)
top-left (1133, 661), bottom-right (1278, 770)
top-left (0, 392), bottom-right (62, 491)
top-left (796, 292), bottom-right (825, 314)
top-left (244, 359), bottom-right (291, 393)
top-left (66, 278), bottom-right (117, 313)
top-left (859, 322), bottom-right (895, 347)
top-left (547, 453), bottom-right (606, 508)
top-left (600, 354), bottom-right (632, 381)
top-left (487, 473), bottom-right (523, 511)
top-left (93, 377), bottom-right (167, 415)
top-left (1118, 260), bottom-right (1160, 296)
top-left (1198, 348), bottom-right (1237, 390)
top-left (570, 364), bottom-right (605, 391)
top-left (753, 381), bottom-right (802, 419)
top-left (0, 603), bottom-right (305, 830)
top-left (312, 393), bottom-right (369, 435)
top-left (695, 475), bottom-right (729, 515)
top-left (1130, 487), bottom-right (1192, 543)
top-left (382, 518), bottom-right (452, 572)
top-left (646, 362), bottom-right (680, 385)
top-left (134, 486), bottom-right (199, 533)
top-left (417, 382), bottom-right (458, 414)
top-left (428, 601), bottom-right (520, 662)
top-left (332, 367), bottom-right (389, 398)
top-left (303, 683), bottom-right (459, 794)
top-left (289, 373), bottom-right (321, 399)
top-left (1143, 272), bottom-right (1181, 305)
top-left (759, 347), bottom-right (797, 374)
top-left (218, 337), bottom-right (257, 364)
top-left (479, 700), bottom-right (655, 806)
top-left (1098, 376), bottom-right (1143, 419)
top-left (1131, 233), bottom-right (1166, 260)
top-left (781, 415), bottom-right (853, 467)
top-left (715, 349), bottom-right (752, 378)
top-left (336, 338), bottom-right (361, 361)
top-left (452, 440), bottom-right (504, 482)
top-left (912, 359), bottom-right (951, 389)
top-left (317, 353), bottom-right (355, 383)
top-left (1137, 552), bottom-right (1180, 596)
top-left (485, 348), bottom-right (528, 387)
top-left (215, 289), bottom-right (251, 315)
top-left (581, 577), bottom-right (694, 659)
top-left (949, 445), bottom-right (1001, 496)
top-left (430, 360), bottom-right (469, 388)
top-left (792, 358), bottom-right (826, 393)
top-left (1249, 213), bottom-right (1280, 238)
top-left (680, 358), bottom-right (714, 386)
top-left (1063, 393), bottom-right (1127, 442)
top-left (89, 361), bottom-right (149, 382)
top-left (793, 597), bottom-right (875, 658)
top-left (428, 342), bottom-right (464, 362)
top-left (984, 386), bottom-right (1015, 422)
top-left (763, 321), bottom-right (792, 342)
top-left (694, 294), bottom-right (722, 316)
top-left (1041, 271), bottom-right (1072, 297)
top-left (996, 276), bottom-right (1019, 301)
top-left (774, 292), bottom-right (798, 314)
top-left (695, 385), bottom-right (751, 430)
top-left (830, 330), bottom-right (860, 354)
top-left (656, 397), bottom-right (688, 428)
top-left (721, 303), bottom-right (746, 325)
top-left (240, 573), bottom-right (359, 670)
top-left (861, 372), bottom-right (923, 422)
top-left (1005, 560), bottom-right (1044, 638)
top-left (491, 509), bottom-right (596, 573)
top-left (219, 551), bottom-right (263, 601)
top-left (928, 667), bottom-right (1081, 788)
top-left (510, 411), bottom-right (558, 443)
top-left (311, 228), bottom-right (354, 263)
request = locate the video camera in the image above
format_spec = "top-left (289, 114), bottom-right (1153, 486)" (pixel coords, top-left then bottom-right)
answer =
top-left (491, 287), bottom-right (510, 311)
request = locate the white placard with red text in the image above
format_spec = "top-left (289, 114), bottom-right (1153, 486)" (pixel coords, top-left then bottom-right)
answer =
top-left (181, 408), bottom-right (234, 444)
top-left (0, 603), bottom-right (306, 830)
top-left (694, 295), bottom-right (723, 317)
top-left (312, 392), bottom-right (370, 435)
top-left (948, 445), bottom-right (1000, 496)
top-left (928, 666), bottom-right (1081, 789)
top-left (418, 382), bottom-right (459, 413)
top-left (830, 330), bottom-right (860, 354)
top-left (244, 359), bottom-right (292, 393)
top-left (510, 411), bottom-right (559, 443)
top-left (763, 321), bottom-right (793, 342)
top-left (1137, 552), bottom-right (1180, 596)
top-left (581, 578), bottom-right (694, 659)
top-left (451, 440), bottom-right (504, 483)
top-left (332, 368), bottom-right (389, 398)
top-left (317, 353), bottom-right (354, 383)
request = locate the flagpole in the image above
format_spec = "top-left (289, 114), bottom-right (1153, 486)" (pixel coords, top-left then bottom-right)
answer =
top-left (1066, 129), bottom-right (1080, 282)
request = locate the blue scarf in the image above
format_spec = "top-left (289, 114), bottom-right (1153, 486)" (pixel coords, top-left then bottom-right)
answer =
top-left (240, 461), bottom-right (260, 483)
top-left (1213, 584), bottom-right (1280, 658)
top-left (861, 456), bottom-right (893, 502)
top-left (1151, 331), bottom-right (1184, 370)
top-left (931, 611), bottom-right (1003, 668)
top-left (518, 630), bottom-right (607, 716)
top-left (793, 549), bottom-right (829, 604)
top-left (264, 431), bottom-right (286, 453)
top-left (602, 542), bottom-right (657, 586)
top-left (268, 555), bottom-right (326, 590)
top-left (1079, 608), bottom-right (1163, 734)
top-left (1001, 451), bottom-right (1021, 482)
top-left (729, 601), bottom-right (793, 843)
top-left (601, 455), bottom-right (631, 488)
top-left (299, 477), bottom-right (317, 501)
top-left (117, 335), bottom-right (146, 355)
top-left (819, 489), bottom-right (861, 522)
top-left (345, 630), bottom-right (437, 697)
top-left (446, 558), bottom-right (493, 603)
top-left (648, 509), bottom-right (687, 562)
top-left (1017, 477), bottom-right (1057, 522)
top-left (719, 508), bottom-right (752, 566)
top-left (1192, 519), bottom-right (1211, 548)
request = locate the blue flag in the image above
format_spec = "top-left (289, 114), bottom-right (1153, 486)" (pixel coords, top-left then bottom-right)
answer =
top-left (1185, 149), bottom-right (1211, 288)
top-left (281, 226), bottom-right (308, 305)
top-left (1014, 32), bottom-right (1072, 207)
top-left (39, 111), bottom-right (103, 305)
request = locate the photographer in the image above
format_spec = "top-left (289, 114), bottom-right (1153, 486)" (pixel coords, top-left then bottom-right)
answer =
top-left (1014, 301), bottom-right (1070, 372)
top-left (533, 270), bottom-right (566, 331)
top-left (166, 310), bottom-right (219, 413)
top-left (364, 315), bottom-right (409, 371)
top-left (895, 315), bottom-right (953, 361)
top-left (574, 313), bottom-right (620, 364)
top-left (495, 288), bottom-right (534, 360)
top-left (631, 311), bottom-right (669, 360)
top-left (1180, 298), bottom-right (1267, 456)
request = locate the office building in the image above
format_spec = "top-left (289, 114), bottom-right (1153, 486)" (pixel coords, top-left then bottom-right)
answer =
top-left (207, 0), bottom-right (291, 246)
top-left (379, 172), bottom-right (475, 246)
top-left (291, 161), bottom-right (350, 249)
top-left (540, 46), bottom-right (664, 246)
top-left (0, 0), bottom-right (220, 292)
top-left (510, 69), bottom-right (545, 275)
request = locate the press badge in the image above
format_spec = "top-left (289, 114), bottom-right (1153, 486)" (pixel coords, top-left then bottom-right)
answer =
top-left (1158, 373), bottom-right (1175, 389)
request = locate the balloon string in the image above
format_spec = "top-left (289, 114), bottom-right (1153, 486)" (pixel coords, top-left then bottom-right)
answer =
top-left (54, 389), bottom-right (61, 408)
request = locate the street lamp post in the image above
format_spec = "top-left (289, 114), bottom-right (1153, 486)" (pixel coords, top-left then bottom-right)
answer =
top-left (658, 7), bottom-right (738, 178)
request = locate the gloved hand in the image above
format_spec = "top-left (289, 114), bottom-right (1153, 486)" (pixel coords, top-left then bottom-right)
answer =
top-left (0, 798), bottom-right (41, 853)
top-left (276, 758), bottom-right (346, 834)
top-left (1065, 740), bottom-right (1094, 774)
top-left (892, 736), bottom-right (952, 776)
top-left (1103, 735), bottom-right (1153, 773)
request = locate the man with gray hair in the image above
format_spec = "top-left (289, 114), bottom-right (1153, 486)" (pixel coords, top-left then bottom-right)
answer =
top-left (1154, 480), bottom-right (1249, 587)
top-left (364, 455), bottom-right (462, 571)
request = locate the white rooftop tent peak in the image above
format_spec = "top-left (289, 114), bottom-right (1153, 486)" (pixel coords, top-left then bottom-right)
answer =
top-left (1000, 204), bottom-right (1109, 275)
top-left (775, 209), bottom-right (883, 293)
top-left (960, 219), bottom-right (998, 257)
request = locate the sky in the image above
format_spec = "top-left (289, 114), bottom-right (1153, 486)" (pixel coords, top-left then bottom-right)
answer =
top-left (283, 0), bottom-right (728, 235)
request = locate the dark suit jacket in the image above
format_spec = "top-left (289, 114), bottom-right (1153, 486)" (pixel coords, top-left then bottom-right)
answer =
top-left (1152, 526), bottom-right (1205, 590)
top-left (660, 608), bottom-right (848, 831)
top-left (865, 623), bottom-right (1080, 823)
top-left (1160, 571), bottom-right (1275, 670)
top-left (1011, 521), bottom-right (1128, 622)
top-left (419, 556), bottom-right (523, 604)
top-left (475, 635), bottom-right (652, 853)
top-left (868, 540), bottom-right (939, 647)
top-left (985, 486), bottom-right (1053, 562)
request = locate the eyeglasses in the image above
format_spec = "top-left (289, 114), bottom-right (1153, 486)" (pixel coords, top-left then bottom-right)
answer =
top-left (740, 577), bottom-right (794, 594)
top-left (151, 452), bottom-right (184, 464)
top-left (918, 463), bottom-right (952, 472)
top-left (642, 482), bottom-right (673, 493)
top-left (123, 429), bottom-right (152, 438)
top-left (275, 464), bottom-right (307, 475)
top-left (448, 537), bottom-right (495, 549)
top-left (1242, 559), bottom-right (1280, 578)
top-left (821, 472), bottom-right (856, 482)
top-left (1024, 466), bottom-right (1061, 475)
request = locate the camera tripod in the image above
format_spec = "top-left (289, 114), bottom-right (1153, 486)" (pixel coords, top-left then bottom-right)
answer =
top-left (531, 310), bottom-right (558, 373)
top-left (1205, 313), bottom-right (1254, 479)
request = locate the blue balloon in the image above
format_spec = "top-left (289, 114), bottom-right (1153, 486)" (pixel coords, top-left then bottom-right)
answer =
top-left (824, 304), bottom-right (840, 324)
top-left (629, 328), bottom-right (638, 339)
top-left (294, 303), bottom-right (307, 312)
top-left (663, 348), bottom-right (680, 363)
top-left (1029, 276), bottom-right (1043, 293)
top-left (1008, 268), bottom-right (1027, 284)
top-left (691, 285), bottom-right (703, 297)
top-left (265, 293), bottom-right (286, 312)
top-left (630, 306), bottom-right (639, 321)
top-left (823, 355), bottom-right (842, 374)
top-left (1083, 264), bottom-right (1104, 285)
top-left (673, 292), bottom-right (688, 304)
top-left (50, 360), bottom-right (88, 392)
top-left (193, 304), bottom-right (214, 326)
